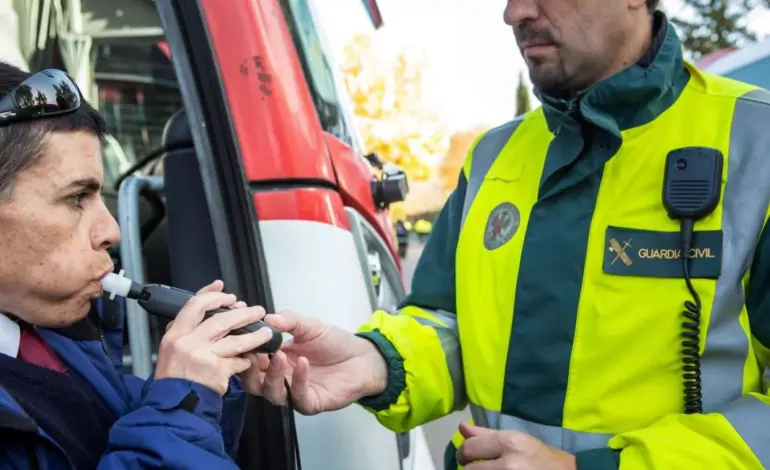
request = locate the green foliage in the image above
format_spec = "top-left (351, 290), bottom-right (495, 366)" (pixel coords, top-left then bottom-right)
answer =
top-left (671, 0), bottom-right (762, 59)
top-left (515, 71), bottom-right (531, 117)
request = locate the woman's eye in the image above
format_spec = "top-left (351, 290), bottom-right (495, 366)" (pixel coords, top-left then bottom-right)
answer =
top-left (69, 193), bottom-right (87, 208)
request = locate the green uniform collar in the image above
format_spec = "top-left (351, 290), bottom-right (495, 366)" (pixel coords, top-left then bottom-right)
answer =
top-left (536, 12), bottom-right (689, 136)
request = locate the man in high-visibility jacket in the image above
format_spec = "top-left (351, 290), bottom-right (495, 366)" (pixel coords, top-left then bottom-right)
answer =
top-left (243, 1), bottom-right (770, 468)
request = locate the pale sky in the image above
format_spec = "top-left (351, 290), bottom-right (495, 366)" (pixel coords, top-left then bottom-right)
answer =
top-left (314, 0), bottom-right (770, 134)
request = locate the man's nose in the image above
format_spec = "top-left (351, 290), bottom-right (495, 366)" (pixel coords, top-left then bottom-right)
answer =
top-left (504, 0), bottom-right (539, 26)
top-left (92, 202), bottom-right (121, 250)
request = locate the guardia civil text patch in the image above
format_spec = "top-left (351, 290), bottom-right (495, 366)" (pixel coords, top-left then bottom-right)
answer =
top-left (603, 226), bottom-right (722, 279)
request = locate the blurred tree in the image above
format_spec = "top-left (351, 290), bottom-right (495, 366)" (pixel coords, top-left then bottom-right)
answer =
top-left (670, 0), bottom-right (762, 59)
top-left (515, 71), bottom-right (531, 117)
top-left (438, 125), bottom-right (489, 193)
top-left (340, 33), bottom-right (449, 182)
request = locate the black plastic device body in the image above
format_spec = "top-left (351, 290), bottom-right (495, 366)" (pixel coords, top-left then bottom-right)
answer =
top-left (136, 283), bottom-right (283, 354)
top-left (663, 147), bottom-right (723, 219)
top-left (662, 147), bottom-right (723, 414)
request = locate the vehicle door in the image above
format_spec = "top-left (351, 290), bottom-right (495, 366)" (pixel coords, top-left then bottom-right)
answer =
top-left (153, 1), bottom-right (297, 468)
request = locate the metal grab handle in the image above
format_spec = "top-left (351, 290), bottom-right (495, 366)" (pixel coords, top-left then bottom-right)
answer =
top-left (345, 208), bottom-right (407, 311)
top-left (117, 175), bottom-right (164, 379)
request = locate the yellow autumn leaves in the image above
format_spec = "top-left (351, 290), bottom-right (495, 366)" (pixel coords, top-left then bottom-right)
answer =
top-left (340, 33), bottom-right (448, 184)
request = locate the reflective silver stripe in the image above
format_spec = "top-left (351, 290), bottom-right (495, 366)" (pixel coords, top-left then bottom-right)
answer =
top-left (707, 89), bottom-right (770, 466)
top-left (723, 395), bottom-right (770, 466)
top-left (702, 88), bottom-right (770, 413)
top-left (461, 117), bottom-right (524, 226)
top-left (410, 309), bottom-right (457, 331)
top-left (469, 404), bottom-right (612, 453)
top-left (764, 367), bottom-right (770, 391)
top-left (409, 310), bottom-right (465, 409)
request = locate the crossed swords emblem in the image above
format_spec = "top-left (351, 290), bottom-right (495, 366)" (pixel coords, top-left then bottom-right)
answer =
top-left (609, 238), bottom-right (633, 266)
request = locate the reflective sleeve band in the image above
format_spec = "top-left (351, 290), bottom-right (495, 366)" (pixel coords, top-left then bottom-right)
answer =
top-left (408, 308), bottom-right (465, 411)
top-left (609, 393), bottom-right (768, 469)
top-left (722, 394), bottom-right (770, 467)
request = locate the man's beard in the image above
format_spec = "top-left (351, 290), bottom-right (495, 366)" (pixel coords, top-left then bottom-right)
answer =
top-left (527, 57), bottom-right (571, 95)
top-left (515, 22), bottom-right (570, 94)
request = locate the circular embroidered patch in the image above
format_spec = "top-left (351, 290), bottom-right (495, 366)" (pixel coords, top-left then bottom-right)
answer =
top-left (483, 202), bottom-right (520, 250)
top-left (484, 202), bottom-right (521, 250)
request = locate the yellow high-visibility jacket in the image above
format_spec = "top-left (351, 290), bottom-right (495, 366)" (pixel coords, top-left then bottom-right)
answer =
top-left (356, 13), bottom-right (770, 470)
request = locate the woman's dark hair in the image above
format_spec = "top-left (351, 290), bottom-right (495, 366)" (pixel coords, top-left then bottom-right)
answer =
top-left (0, 61), bottom-right (106, 200)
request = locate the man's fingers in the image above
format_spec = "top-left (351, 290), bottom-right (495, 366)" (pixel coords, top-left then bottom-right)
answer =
top-left (262, 310), bottom-right (322, 340)
top-left (262, 351), bottom-right (290, 405)
top-left (288, 357), bottom-right (313, 411)
top-left (196, 280), bottom-right (224, 295)
top-left (456, 435), bottom-right (505, 466)
top-left (211, 327), bottom-right (274, 357)
top-left (463, 460), bottom-right (504, 470)
top-left (170, 291), bottom-right (238, 334)
top-left (233, 301), bottom-right (248, 309)
top-left (196, 306), bottom-right (267, 341)
top-left (262, 312), bottom-right (299, 333)
top-left (459, 422), bottom-right (496, 439)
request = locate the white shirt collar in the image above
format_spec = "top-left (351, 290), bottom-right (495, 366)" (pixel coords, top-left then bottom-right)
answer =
top-left (0, 312), bottom-right (20, 358)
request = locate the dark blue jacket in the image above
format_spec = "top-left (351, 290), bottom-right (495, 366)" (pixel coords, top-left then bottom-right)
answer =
top-left (0, 298), bottom-right (247, 469)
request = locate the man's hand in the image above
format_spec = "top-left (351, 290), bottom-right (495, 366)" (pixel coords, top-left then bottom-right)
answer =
top-left (239, 310), bottom-right (389, 415)
top-left (456, 422), bottom-right (576, 470)
top-left (154, 280), bottom-right (275, 396)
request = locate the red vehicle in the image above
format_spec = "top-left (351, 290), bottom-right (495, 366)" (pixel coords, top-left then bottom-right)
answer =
top-left (10, 0), bottom-right (433, 468)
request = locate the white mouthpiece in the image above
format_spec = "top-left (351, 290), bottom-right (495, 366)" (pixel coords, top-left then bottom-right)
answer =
top-left (102, 269), bottom-right (133, 300)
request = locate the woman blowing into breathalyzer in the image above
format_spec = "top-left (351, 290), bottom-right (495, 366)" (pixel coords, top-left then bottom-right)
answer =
top-left (0, 62), bottom-right (274, 469)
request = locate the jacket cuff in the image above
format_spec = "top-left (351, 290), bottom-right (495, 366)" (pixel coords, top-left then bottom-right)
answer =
top-left (575, 447), bottom-right (621, 470)
top-left (355, 329), bottom-right (406, 411)
top-left (224, 375), bottom-right (245, 402)
top-left (141, 378), bottom-right (223, 426)
top-left (221, 376), bottom-right (247, 458)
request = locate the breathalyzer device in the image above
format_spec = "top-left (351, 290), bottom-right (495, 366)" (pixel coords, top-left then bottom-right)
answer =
top-left (101, 270), bottom-right (282, 354)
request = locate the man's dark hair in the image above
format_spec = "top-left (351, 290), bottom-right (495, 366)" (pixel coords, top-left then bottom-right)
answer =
top-left (0, 61), bottom-right (106, 200)
top-left (646, 0), bottom-right (660, 10)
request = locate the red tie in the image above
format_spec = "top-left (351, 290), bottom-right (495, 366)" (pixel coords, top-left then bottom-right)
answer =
top-left (18, 323), bottom-right (68, 373)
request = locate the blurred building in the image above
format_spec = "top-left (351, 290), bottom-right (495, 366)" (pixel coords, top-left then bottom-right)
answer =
top-left (698, 38), bottom-right (770, 89)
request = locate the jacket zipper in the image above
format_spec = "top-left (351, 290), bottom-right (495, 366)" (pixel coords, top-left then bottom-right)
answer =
top-left (99, 329), bottom-right (115, 366)
top-left (94, 298), bottom-right (116, 366)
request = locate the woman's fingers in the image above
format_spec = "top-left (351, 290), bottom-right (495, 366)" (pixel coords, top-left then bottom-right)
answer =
top-left (225, 356), bottom-right (253, 376)
top-left (170, 292), bottom-right (237, 335)
top-left (239, 352), bottom-right (267, 395)
top-left (195, 306), bottom-right (267, 342)
top-left (211, 327), bottom-right (274, 357)
top-left (196, 280), bottom-right (224, 295)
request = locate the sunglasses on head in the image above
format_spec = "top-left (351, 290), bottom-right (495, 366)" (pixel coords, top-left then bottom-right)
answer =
top-left (0, 69), bottom-right (82, 127)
